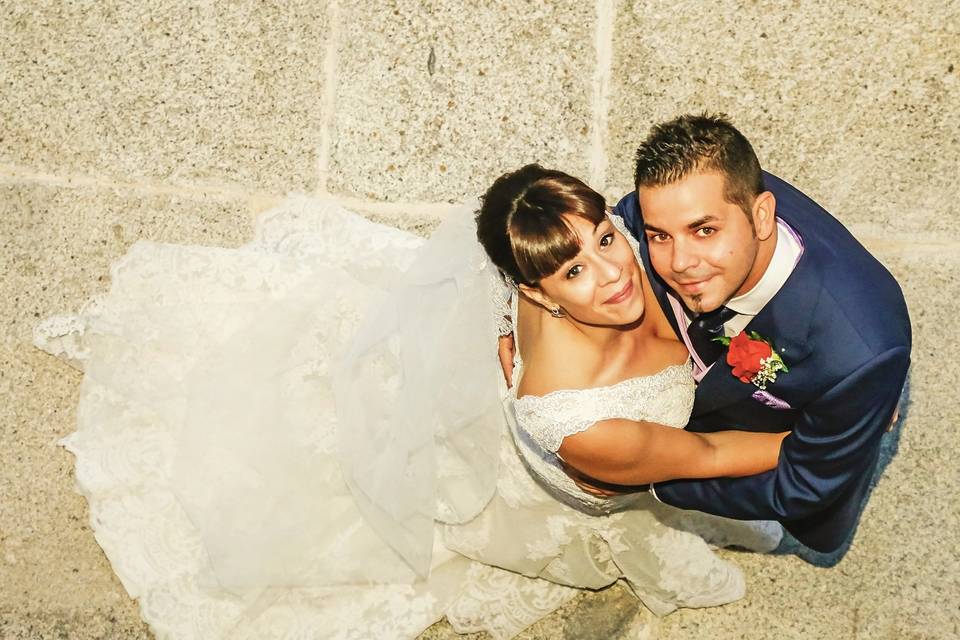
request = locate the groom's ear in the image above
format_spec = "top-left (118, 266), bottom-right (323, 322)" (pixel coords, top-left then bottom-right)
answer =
top-left (752, 191), bottom-right (777, 241)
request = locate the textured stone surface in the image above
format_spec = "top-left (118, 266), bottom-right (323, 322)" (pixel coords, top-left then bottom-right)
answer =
top-left (0, 183), bottom-right (255, 627)
top-left (0, 1), bottom-right (328, 193)
top-left (606, 0), bottom-right (959, 233)
top-left (0, 610), bottom-right (152, 640)
top-left (327, 1), bottom-right (596, 202)
top-left (1, 1), bottom-right (958, 638)
top-left (422, 585), bottom-right (654, 639)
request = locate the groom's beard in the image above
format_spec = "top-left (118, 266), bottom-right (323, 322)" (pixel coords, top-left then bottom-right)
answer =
top-left (689, 294), bottom-right (704, 314)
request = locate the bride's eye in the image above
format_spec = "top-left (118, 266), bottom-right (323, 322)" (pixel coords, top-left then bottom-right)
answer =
top-left (599, 233), bottom-right (615, 248)
top-left (566, 264), bottom-right (583, 279)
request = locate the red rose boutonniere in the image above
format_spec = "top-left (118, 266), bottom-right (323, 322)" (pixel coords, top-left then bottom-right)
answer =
top-left (714, 331), bottom-right (789, 390)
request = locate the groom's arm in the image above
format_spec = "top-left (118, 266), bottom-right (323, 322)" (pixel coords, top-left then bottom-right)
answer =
top-left (653, 346), bottom-right (909, 538)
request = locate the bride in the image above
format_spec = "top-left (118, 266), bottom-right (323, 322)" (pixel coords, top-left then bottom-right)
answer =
top-left (36, 165), bottom-right (785, 640)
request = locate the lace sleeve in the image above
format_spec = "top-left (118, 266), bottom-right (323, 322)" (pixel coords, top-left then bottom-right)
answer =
top-left (511, 367), bottom-right (695, 454)
top-left (489, 270), bottom-right (515, 337)
top-left (513, 390), bottom-right (603, 453)
top-left (608, 211), bottom-right (644, 271)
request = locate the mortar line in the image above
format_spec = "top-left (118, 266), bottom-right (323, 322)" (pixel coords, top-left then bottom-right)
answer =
top-left (0, 164), bottom-right (460, 220)
top-left (315, 0), bottom-right (341, 195)
top-left (0, 164), bottom-right (280, 204)
top-left (588, 0), bottom-right (615, 192)
top-left (329, 195), bottom-right (462, 219)
top-left (3, 164), bottom-right (958, 252)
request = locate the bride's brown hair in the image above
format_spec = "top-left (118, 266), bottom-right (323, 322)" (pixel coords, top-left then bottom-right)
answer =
top-left (476, 164), bottom-right (606, 287)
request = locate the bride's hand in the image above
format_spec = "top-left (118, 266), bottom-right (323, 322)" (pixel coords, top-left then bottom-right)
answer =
top-left (498, 334), bottom-right (516, 388)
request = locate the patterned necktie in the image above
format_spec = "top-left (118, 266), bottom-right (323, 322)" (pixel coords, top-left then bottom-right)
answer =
top-left (687, 306), bottom-right (738, 366)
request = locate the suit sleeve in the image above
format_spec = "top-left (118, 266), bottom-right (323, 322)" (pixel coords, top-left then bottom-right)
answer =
top-left (611, 192), bottom-right (642, 235)
top-left (652, 346), bottom-right (909, 522)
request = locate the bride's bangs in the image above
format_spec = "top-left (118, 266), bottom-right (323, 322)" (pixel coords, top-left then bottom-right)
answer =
top-left (510, 209), bottom-right (606, 285)
top-left (510, 213), bottom-right (583, 284)
top-left (477, 165), bottom-right (607, 286)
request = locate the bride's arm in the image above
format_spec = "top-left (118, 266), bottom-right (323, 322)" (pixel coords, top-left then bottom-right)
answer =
top-left (558, 419), bottom-right (789, 486)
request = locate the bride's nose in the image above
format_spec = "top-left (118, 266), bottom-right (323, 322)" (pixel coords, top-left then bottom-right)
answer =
top-left (597, 255), bottom-right (622, 286)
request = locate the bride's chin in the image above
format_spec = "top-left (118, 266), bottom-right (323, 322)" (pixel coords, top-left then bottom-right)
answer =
top-left (625, 308), bottom-right (646, 328)
top-left (609, 305), bottom-right (645, 329)
top-left (625, 299), bottom-right (647, 324)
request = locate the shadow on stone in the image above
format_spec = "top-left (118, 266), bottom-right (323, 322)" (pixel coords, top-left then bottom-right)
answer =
top-left (773, 372), bottom-right (910, 567)
top-left (558, 583), bottom-right (649, 640)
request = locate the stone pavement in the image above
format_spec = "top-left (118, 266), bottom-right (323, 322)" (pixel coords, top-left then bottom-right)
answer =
top-left (1, 1), bottom-right (957, 638)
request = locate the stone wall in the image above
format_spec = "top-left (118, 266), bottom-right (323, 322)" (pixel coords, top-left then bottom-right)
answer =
top-left (2, 2), bottom-right (957, 638)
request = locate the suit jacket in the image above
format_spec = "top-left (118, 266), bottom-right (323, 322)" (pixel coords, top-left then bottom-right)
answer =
top-left (612, 172), bottom-right (912, 552)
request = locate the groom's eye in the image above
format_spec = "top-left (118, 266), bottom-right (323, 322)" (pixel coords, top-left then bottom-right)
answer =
top-left (696, 227), bottom-right (716, 237)
top-left (647, 232), bottom-right (669, 243)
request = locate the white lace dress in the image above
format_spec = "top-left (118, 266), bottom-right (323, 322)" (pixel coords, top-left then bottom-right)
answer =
top-left (36, 197), bottom-right (781, 640)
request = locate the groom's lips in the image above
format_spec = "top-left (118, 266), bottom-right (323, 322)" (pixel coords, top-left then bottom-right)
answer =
top-left (675, 277), bottom-right (712, 294)
top-left (604, 280), bottom-right (634, 304)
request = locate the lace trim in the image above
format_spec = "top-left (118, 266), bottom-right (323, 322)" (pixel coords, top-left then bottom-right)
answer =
top-left (517, 361), bottom-right (691, 403)
top-left (490, 271), bottom-right (516, 337)
top-left (513, 362), bottom-right (693, 453)
top-left (444, 563), bottom-right (579, 640)
top-left (608, 211), bottom-right (643, 266)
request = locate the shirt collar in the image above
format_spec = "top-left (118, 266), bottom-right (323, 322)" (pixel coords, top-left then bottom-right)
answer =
top-left (725, 218), bottom-right (803, 317)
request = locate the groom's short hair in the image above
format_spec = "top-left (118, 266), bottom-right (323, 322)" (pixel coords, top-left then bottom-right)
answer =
top-left (633, 113), bottom-right (764, 217)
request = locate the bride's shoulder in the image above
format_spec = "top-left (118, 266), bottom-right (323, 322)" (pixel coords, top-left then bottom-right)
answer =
top-left (516, 330), bottom-right (603, 400)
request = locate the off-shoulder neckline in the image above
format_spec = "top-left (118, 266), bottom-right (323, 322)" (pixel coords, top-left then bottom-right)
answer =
top-left (514, 359), bottom-right (692, 403)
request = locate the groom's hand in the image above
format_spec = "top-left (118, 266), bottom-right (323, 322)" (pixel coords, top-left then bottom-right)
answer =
top-left (498, 334), bottom-right (516, 388)
top-left (887, 402), bottom-right (901, 432)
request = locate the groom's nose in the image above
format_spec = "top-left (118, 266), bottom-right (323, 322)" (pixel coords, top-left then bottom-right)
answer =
top-left (670, 239), bottom-right (698, 273)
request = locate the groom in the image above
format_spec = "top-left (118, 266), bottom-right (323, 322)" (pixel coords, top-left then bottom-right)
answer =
top-left (610, 113), bottom-right (911, 553)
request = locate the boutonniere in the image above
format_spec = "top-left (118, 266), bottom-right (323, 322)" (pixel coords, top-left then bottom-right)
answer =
top-left (713, 331), bottom-right (789, 390)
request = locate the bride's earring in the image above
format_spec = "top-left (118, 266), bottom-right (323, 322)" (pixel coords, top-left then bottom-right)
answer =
top-left (550, 306), bottom-right (565, 318)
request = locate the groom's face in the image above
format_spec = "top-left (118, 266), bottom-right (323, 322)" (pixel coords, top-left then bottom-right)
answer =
top-left (640, 171), bottom-right (760, 314)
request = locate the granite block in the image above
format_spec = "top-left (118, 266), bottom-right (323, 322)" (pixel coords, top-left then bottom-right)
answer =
top-left (0, 183), bottom-right (256, 347)
top-left (0, 1), bottom-right (328, 193)
top-left (328, 1), bottom-right (595, 202)
top-left (0, 183), bottom-right (254, 623)
top-left (606, 0), bottom-right (959, 233)
top-left (0, 610), bottom-right (151, 640)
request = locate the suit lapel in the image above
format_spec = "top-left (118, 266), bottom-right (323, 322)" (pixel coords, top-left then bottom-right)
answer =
top-left (691, 358), bottom-right (756, 417)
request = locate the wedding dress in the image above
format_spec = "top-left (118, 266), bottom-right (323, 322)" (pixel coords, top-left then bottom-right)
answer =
top-left (35, 197), bottom-right (781, 640)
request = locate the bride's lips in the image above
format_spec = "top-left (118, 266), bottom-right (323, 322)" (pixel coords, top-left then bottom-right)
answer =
top-left (604, 280), bottom-right (634, 305)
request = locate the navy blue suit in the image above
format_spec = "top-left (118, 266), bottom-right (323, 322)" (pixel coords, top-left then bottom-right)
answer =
top-left (613, 172), bottom-right (911, 553)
